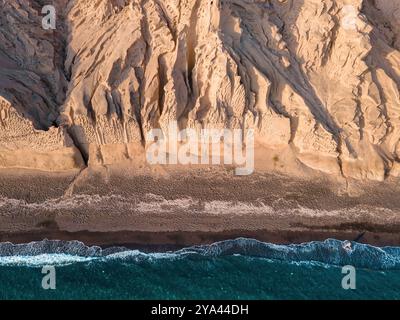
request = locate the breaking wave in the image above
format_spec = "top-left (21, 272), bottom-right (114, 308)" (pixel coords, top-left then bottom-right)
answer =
top-left (0, 238), bottom-right (400, 270)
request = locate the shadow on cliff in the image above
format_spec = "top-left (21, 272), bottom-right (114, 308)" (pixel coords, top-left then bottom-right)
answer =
top-left (0, 0), bottom-right (90, 165)
top-left (0, 0), bottom-right (74, 131)
top-left (362, 0), bottom-right (400, 94)
top-left (217, 0), bottom-right (356, 156)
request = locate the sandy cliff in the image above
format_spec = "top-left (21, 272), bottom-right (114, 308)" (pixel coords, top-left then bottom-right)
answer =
top-left (0, 0), bottom-right (399, 180)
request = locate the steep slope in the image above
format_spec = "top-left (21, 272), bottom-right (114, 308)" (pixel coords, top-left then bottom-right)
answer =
top-left (0, 0), bottom-right (399, 180)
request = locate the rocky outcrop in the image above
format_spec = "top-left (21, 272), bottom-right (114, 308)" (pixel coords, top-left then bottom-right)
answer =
top-left (0, 0), bottom-right (399, 180)
top-left (0, 97), bottom-right (84, 170)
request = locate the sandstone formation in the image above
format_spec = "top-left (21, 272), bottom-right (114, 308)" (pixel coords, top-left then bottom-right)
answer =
top-left (0, 0), bottom-right (399, 180)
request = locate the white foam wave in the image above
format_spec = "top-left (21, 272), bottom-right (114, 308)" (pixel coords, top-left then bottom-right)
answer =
top-left (0, 239), bottom-right (400, 270)
top-left (0, 254), bottom-right (96, 267)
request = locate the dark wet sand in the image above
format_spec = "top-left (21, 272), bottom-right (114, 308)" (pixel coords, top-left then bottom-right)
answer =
top-left (1, 229), bottom-right (400, 250)
top-left (1, 166), bottom-right (400, 248)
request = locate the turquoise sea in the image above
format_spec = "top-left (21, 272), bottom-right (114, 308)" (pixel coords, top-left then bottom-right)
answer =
top-left (0, 238), bottom-right (399, 300)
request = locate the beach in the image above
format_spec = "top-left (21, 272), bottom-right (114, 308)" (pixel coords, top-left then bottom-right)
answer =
top-left (1, 166), bottom-right (400, 248)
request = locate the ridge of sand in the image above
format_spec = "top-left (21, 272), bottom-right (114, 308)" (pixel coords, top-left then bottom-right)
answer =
top-left (0, 0), bottom-right (400, 181)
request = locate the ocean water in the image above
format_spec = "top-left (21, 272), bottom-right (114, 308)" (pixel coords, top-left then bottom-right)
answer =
top-left (0, 238), bottom-right (399, 300)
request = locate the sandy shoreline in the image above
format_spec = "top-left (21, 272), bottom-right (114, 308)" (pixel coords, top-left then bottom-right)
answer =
top-left (1, 166), bottom-right (400, 248)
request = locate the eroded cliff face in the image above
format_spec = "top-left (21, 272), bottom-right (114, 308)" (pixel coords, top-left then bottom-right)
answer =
top-left (0, 0), bottom-right (399, 180)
